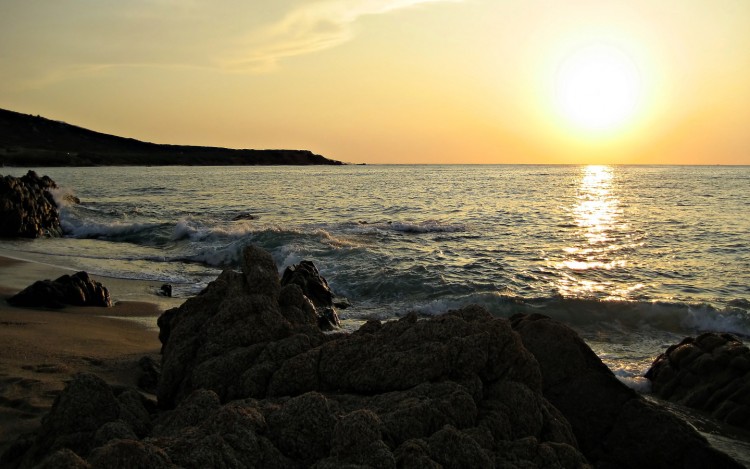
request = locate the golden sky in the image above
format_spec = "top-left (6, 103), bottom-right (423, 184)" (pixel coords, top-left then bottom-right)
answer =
top-left (1, 0), bottom-right (748, 164)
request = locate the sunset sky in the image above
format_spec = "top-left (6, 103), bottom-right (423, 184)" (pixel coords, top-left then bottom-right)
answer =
top-left (1, 0), bottom-right (748, 164)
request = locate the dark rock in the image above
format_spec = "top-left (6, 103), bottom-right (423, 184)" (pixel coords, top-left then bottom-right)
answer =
top-left (232, 212), bottom-right (257, 221)
top-left (281, 260), bottom-right (332, 309)
top-left (156, 400), bottom-right (294, 469)
top-left (159, 284), bottom-right (172, 297)
top-left (151, 389), bottom-right (221, 437)
top-left (87, 440), bottom-right (172, 469)
top-left (333, 295), bottom-right (352, 309)
top-left (114, 388), bottom-right (154, 438)
top-left (277, 283), bottom-right (318, 328)
top-left (241, 245), bottom-right (281, 298)
top-left (511, 313), bottom-right (743, 468)
top-left (317, 307), bottom-right (341, 330)
top-left (93, 421), bottom-right (137, 447)
top-left (267, 391), bottom-right (338, 464)
top-left (7, 271), bottom-right (111, 308)
top-left (36, 449), bottom-right (90, 469)
top-left (136, 356), bottom-right (160, 394)
top-left (0, 170), bottom-right (62, 238)
top-left (646, 332), bottom-right (750, 431)
top-left (426, 425), bottom-right (494, 469)
top-left (393, 439), bottom-right (441, 469)
top-left (156, 264), bottom-right (302, 407)
top-left (12, 373), bottom-right (121, 467)
top-left (281, 259), bottom-right (341, 329)
top-left (328, 409), bottom-right (394, 468)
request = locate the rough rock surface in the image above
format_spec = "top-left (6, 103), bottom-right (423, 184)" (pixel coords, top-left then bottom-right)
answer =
top-left (0, 170), bottom-right (62, 238)
top-left (511, 313), bottom-right (742, 468)
top-left (280, 259), bottom-right (341, 329)
top-left (2, 246), bottom-right (743, 468)
top-left (7, 271), bottom-right (112, 308)
top-left (645, 332), bottom-right (750, 430)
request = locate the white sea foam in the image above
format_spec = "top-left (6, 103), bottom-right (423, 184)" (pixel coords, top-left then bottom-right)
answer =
top-left (48, 186), bottom-right (79, 208)
top-left (278, 244), bottom-right (304, 270)
top-left (186, 242), bottom-right (247, 267)
top-left (314, 229), bottom-right (361, 248)
top-left (615, 374), bottom-right (653, 393)
top-left (683, 305), bottom-right (750, 336)
top-left (172, 218), bottom-right (260, 241)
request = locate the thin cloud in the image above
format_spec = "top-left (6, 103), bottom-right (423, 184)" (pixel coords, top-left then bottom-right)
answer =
top-left (3, 0), bottom-right (460, 89)
top-left (221, 0), bottom-right (461, 72)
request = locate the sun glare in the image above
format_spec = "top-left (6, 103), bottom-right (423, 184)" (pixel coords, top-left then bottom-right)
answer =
top-left (555, 44), bottom-right (642, 134)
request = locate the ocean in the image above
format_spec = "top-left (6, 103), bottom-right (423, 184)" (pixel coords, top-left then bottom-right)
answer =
top-left (2, 165), bottom-right (749, 388)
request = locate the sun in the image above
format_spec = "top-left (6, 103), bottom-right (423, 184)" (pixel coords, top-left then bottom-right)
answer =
top-left (555, 44), bottom-right (642, 133)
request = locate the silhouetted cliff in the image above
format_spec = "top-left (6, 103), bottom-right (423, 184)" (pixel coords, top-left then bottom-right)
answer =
top-left (0, 109), bottom-right (343, 166)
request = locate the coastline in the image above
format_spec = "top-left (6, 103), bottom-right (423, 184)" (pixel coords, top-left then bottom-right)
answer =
top-left (0, 248), bottom-right (747, 466)
top-left (0, 253), bottom-right (181, 455)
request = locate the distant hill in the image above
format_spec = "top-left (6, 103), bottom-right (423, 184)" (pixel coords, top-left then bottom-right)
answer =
top-left (0, 108), bottom-right (343, 166)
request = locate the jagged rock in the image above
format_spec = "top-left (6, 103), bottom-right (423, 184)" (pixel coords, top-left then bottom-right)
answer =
top-left (646, 332), bottom-right (750, 430)
top-left (242, 244), bottom-right (281, 298)
top-left (281, 259), bottom-right (341, 329)
top-left (0, 170), bottom-right (62, 238)
top-left (155, 263), bottom-right (319, 407)
top-left (511, 313), bottom-right (743, 468)
top-left (7, 271), bottom-right (111, 308)
top-left (281, 260), bottom-right (333, 308)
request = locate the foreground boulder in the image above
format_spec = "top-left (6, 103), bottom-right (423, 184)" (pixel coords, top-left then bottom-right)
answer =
top-left (7, 271), bottom-right (112, 308)
top-left (0, 170), bottom-right (61, 238)
top-left (2, 246), bottom-right (743, 468)
top-left (1, 373), bottom-right (154, 469)
top-left (511, 314), bottom-right (741, 468)
top-left (645, 332), bottom-right (750, 430)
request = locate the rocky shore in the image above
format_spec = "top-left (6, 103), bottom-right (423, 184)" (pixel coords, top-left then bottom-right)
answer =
top-left (1, 246), bottom-right (743, 468)
top-left (0, 170), bottom-right (62, 238)
top-left (646, 332), bottom-right (750, 431)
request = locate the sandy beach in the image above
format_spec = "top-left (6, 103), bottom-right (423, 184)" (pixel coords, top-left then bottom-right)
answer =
top-left (0, 254), bottom-right (183, 455)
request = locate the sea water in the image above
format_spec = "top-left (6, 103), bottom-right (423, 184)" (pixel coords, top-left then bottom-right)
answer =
top-left (2, 165), bottom-right (749, 386)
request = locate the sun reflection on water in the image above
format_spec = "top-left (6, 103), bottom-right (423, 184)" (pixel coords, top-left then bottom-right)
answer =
top-left (554, 165), bottom-right (642, 299)
top-left (575, 165), bottom-right (617, 246)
